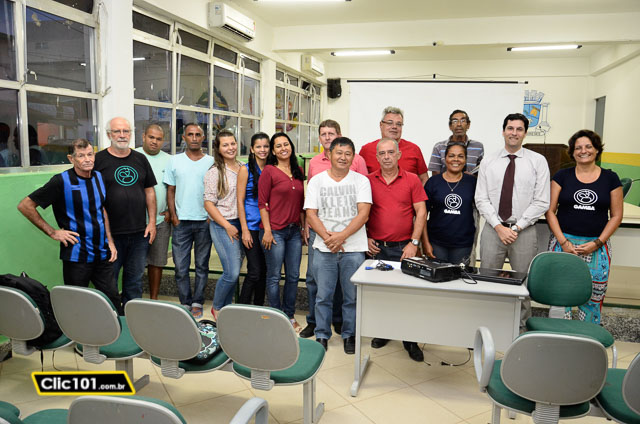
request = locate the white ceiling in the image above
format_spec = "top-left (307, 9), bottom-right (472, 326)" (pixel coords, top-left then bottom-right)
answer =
top-left (227, 0), bottom-right (640, 62)
top-left (233, 0), bottom-right (640, 26)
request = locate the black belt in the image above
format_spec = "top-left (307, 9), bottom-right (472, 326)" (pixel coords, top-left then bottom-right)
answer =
top-left (375, 239), bottom-right (411, 248)
top-left (500, 222), bottom-right (515, 227)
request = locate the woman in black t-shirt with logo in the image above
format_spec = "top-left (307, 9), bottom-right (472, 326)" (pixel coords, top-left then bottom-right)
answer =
top-left (545, 129), bottom-right (623, 324)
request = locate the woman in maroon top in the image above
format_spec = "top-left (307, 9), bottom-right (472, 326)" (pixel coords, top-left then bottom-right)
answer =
top-left (258, 132), bottom-right (306, 331)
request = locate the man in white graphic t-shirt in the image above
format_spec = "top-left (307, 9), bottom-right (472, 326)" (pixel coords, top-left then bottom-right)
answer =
top-left (304, 137), bottom-right (372, 354)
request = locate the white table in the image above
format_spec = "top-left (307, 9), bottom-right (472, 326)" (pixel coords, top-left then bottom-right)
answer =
top-left (349, 259), bottom-right (529, 397)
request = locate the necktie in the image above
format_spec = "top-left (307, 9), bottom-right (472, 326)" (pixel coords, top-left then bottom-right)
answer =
top-left (498, 154), bottom-right (517, 222)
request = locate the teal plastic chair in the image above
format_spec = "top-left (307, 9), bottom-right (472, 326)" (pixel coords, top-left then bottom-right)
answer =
top-left (595, 352), bottom-right (640, 423)
top-left (474, 327), bottom-right (608, 424)
top-left (124, 299), bottom-right (231, 378)
top-left (50, 286), bottom-right (149, 391)
top-left (0, 396), bottom-right (269, 424)
top-left (0, 286), bottom-right (72, 357)
top-left (217, 304), bottom-right (326, 424)
top-left (525, 251), bottom-right (617, 367)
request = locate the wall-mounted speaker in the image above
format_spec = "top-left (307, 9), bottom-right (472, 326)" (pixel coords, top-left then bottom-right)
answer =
top-left (327, 78), bottom-right (341, 99)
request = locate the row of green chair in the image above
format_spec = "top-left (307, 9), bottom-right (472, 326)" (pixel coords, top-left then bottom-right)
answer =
top-left (0, 285), bottom-right (325, 424)
top-left (0, 395), bottom-right (269, 424)
top-left (474, 327), bottom-right (640, 424)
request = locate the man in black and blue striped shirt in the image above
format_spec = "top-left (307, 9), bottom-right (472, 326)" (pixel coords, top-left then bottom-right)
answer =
top-left (18, 138), bottom-right (121, 312)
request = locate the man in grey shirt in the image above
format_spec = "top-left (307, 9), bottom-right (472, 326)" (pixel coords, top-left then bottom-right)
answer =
top-left (475, 113), bottom-right (550, 325)
top-left (429, 110), bottom-right (484, 175)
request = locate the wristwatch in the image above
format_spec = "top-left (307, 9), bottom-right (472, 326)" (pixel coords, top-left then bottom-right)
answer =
top-left (411, 239), bottom-right (420, 246)
top-left (509, 224), bottom-right (520, 233)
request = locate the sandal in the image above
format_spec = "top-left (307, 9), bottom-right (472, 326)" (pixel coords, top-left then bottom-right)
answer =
top-left (210, 307), bottom-right (219, 321)
top-left (191, 306), bottom-right (203, 319)
top-left (290, 318), bottom-right (302, 334)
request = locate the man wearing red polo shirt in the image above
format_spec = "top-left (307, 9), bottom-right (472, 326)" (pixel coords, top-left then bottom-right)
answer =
top-left (366, 138), bottom-right (428, 361)
top-left (359, 106), bottom-right (429, 184)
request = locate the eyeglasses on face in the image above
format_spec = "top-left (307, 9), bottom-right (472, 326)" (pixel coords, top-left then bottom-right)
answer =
top-left (450, 118), bottom-right (468, 125)
top-left (380, 120), bottom-right (403, 127)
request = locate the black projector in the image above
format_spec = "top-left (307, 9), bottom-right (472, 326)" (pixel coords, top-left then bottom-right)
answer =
top-left (401, 257), bottom-right (461, 282)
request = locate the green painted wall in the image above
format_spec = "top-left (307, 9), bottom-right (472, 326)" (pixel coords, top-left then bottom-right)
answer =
top-left (601, 162), bottom-right (640, 206)
top-left (0, 172), bottom-right (64, 289)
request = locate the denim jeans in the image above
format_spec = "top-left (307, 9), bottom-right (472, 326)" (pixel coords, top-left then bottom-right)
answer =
top-left (239, 230), bottom-right (266, 306)
top-left (430, 243), bottom-right (472, 266)
top-left (306, 229), bottom-right (343, 325)
top-left (375, 243), bottom-right (404, 262)
top-left (210, 219), bottom-right (243, 310)
top-left (172, 220), bottom-right (212, 309)
top-left (261, 224), bottom-right (302, 319)
top-left (112, 231), bottom-right (149, 306)
top-left (312, 249), bottom-right (364, 339)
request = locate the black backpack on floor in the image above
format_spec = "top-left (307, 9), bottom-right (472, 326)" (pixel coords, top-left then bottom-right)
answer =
top-left (0, 272), bottom-right (63, 348)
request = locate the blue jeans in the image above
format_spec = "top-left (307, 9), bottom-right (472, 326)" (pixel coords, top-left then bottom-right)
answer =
top-left (375, 243), bottom-right (405, 262)
top-left (306, 229), bottom-right (343, 325)
top-left (112, 231), bottom-right (149, 306)
top-left (172, 220), bottom-right (212, 309)
top-left (261, 224), bottom-right (302, 319)
top-left (431, 243), bottom-right (472, 266)
top-left (210, 219), bottom-right (243, 310)
top-left (312, 249), bottom-right (363, 339)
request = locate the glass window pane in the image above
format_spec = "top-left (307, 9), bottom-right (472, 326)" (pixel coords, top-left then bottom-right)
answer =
top-left (213, 44), bottom-right (237, 64)
top-left (26, 92), bottom-right (95, 166)
top-left (242, 76), bottom-right (259, 116)
top-left (276, 70), bottom-right (284, 82)
top-left (132, 11), bottom-right (170, 40)
top-left (287, 91), bottom-right (299, 122)
top-left (312, 99), bottom-right (320, 125)
top-left (288, 75), bottom-right (298, 86)
top-left (133, 105), bottom-right (172, 153)
top-left (176, 110), bottom-right (208, 153)
top-left (0, 88), bottom-right (19, 167)
top-left (179, 55), bottom-right (209, 108)
top-left (178, 29), bottom-right (208, 54)
top-left (301, 80), bottom-right (311, 91)
top-left (299, 125), bottom-right (309, 153)
top-left (133, 41), bottom-right (171, 102)
top-left (300, 94), bottom-right (309, 123)
top-left (275, 87), bottom-right (285, 120)
top-left (310, 127), bottom-right (320, 153)
top-left (0, 0), bottom-right (16, 81)
top-left (213, 65), bottom-right (238, 113)
top-left (212, 114), bottom-right (238, 145)
top-left (52, 0), bottom-right (93, 13)
top-left (313, 84), bottom-right (321, 94)
top-left (275, 122), bottom-right (284, 133)
top-left (242, 56), bottom-right (260, 73)
top-left (26, 7), bottom-right (93, 92)
top-left (239, 118), bottom-right (258, 157)
top-left (286, 124), bottom-right (298, 152)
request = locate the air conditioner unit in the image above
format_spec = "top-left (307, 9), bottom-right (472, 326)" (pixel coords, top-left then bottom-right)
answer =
top-left (208, 2), bottom-right (255, 42)
top-left (301, 55), bottom-right (324, 77)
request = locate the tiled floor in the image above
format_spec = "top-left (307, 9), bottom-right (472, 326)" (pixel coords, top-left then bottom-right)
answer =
top-left (1, 296), bottom-right (638, 424)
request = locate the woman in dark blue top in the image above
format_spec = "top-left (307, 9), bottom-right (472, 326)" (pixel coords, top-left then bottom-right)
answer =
top-left (545, 129), bottom-right (623, 324)
top-left (236, 132), bottom-right (270, 305)
top-left (422, 143), bottom-right (477, 265)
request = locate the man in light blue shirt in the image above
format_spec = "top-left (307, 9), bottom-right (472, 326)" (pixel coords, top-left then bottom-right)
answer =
top-left (136, 124), bottom-right (171, 299)
top-left (164, 123), bottom-right (214, 318)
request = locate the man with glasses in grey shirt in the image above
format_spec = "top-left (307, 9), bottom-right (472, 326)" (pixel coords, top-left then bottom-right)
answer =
top-left (429, 109), bottom-right (484, 175)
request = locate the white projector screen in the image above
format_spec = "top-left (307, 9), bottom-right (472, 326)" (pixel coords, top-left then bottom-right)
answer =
top-left (348, 81), bottom-right (526, 164)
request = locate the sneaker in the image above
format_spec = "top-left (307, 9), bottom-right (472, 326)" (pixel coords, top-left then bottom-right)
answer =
top-left (191, 306), bottom-right (203, 319)
top-left (299, 323), bottom-right (316, 338)
top-left (343, 336), bottom-right (355, 354)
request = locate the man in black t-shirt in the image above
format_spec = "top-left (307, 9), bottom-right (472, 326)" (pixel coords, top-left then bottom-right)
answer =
top-left (18, 139), bottom-right (121, 310)
top-left (94, 117), bottom-right (157, 306)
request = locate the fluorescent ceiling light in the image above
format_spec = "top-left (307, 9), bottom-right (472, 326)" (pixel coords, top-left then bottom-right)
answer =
top-left (331, 50), bottom-right (395, 57)
top-left (133, 57), bottom-right (146, 61)
top-left (507, 45), bottom-right (582, 52)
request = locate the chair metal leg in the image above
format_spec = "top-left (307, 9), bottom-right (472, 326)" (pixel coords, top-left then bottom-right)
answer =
top-left (303, 377), bottom-right (324, 424)
top-left (491, 404), bottom-right (501, 424)
top-left (611, 344), bottom-right (617, 368)
top-left (116, 358), bottom-right (149, 391)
